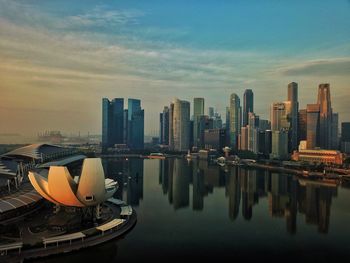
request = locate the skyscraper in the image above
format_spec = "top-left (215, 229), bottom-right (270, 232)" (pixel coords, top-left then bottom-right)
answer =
top-left (331, 113), bottom-right (339, 149)
top-left (317, 84), bottom-right (332, 149)
top-left (169, 103), bottom-right (175, 150)
top-left (270, 130), bottom-right (289, 160)
top-left (208, 107), bottom-right (214, 118)
top-left (159, 112), bottom-right (163, 144)
top-left (229, 93), bottom-right (242, 150)
top-left (306, 104), bottom-right (320, 149)
top-left (127, 99), bottom-right (144, 149)
top-left (287, 82), bottom-right (299, 150)
top-left (248, 112), bottom-right (259, 153)
top-left (341, 122), bottom-right (350, 153)
top-left (193, 98), bottom-right (205, 147)
top-left (270, 102), bottom-right (291, 131)
top-left (243, 89), bottom-right (254, 127)
top-left (160, 106), bottom-right (170, 145)
top-left (197, 115), bottom-right (213, 148)
top-left (102, 98), bottom-right (124, 151)
top-left (298, 109), bottom-right (307, 144)
top-left (172, 99), bottom-right (191, 152)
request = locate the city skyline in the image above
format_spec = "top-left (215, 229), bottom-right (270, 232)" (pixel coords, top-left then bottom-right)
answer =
top-left (1, 0), bottom-right (350, 138)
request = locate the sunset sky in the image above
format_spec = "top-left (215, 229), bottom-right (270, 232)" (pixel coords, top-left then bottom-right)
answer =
top-left (1, 0), bottom-right (349, 139)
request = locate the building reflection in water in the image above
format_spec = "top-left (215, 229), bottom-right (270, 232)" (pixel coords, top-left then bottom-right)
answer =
top-left (158, 158), bottom-right (338, 234)
top-left (103, 158), bottom-right (144, 207)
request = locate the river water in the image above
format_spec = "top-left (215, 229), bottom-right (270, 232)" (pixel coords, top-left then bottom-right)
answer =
top-left (40, 158), bottom-right (350, 262)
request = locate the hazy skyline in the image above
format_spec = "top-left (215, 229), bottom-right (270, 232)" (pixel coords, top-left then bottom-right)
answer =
top-left (1, 0), bottom-right (349, 138)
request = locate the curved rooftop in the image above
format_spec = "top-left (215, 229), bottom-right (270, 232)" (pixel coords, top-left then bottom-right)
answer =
top-left (0, 159), bottom-right (17, 178)
top-left (2, 144), bottom-right (73, 160)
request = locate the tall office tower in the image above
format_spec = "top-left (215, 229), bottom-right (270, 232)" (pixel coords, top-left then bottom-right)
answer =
top-left (248, 112), bottom-right (260, 153)
top-left (173, 99), bottom-right (191, 152)
top-left (128, 98), bottom-right (144, 149)
top-left (317, 84), bottom-right (333, 149)
top-left (225, 106), bottom-right (230, 146)
top-left (298, 109), bottom-right (307, 144)
top-left (212, 111), bottom-right (223, 129)
top-left (243, 89), bottom-right (254, 126)
top-left (102, 98), bottom-right (124, 151)
top-left (270, 102), bottom-right (292, 131)
top-left (240, 126), bottom-right (249, 150)
top-left (331, 113), bottom-right (339, 149)
top-left (208, 107), bottom-right (214, 118)
top-left (197, 115), bottom-right (213, 148)
top-left (259, 119), bottom-right (270, 131)
top-left (123, 109), bottom-right (128, 144)
top-left (168, 103), bottom-right (174, 150)
top-left (193, 98), bottom-right (205, 147)
top-left (270, 130), bottom-right (289, 160)
top-left (159, 112), bottom-right (163, 144)
top-left (229, 93), bottom-right (242, 150)
top-left (306, 104), bottom-right (320, 149)
top-left (287, 82), bottom-right (299, 150)
top-left (160, 106), bottom-right (170, 145)
top-left (341, 122), bottom-right (350, 153)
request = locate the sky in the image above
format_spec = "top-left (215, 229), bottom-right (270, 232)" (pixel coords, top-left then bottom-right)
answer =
top-left (0, 0), bottom-right (349, 139)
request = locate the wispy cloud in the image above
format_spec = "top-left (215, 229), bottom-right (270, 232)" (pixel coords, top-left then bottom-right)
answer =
top-left (0, 0), bottom-right (349, 135)
top-left (279, 58), bottom-right (350, 77)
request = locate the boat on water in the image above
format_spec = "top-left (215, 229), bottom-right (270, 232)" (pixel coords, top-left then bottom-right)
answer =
top-left (148, 153), bottom-right (166, 159)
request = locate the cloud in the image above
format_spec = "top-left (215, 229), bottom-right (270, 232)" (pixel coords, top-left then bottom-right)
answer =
top-left (57, 5), bottom-right (144, 29)
top-left (279, 58), bottom-right (350, 77)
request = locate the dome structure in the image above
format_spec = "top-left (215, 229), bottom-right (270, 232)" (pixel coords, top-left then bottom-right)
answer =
top-left (28, 158), bottom-right (117, 207)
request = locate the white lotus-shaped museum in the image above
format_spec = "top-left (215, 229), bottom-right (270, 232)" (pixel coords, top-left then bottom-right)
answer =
top-left (28, 158), bottom-right (117, 207)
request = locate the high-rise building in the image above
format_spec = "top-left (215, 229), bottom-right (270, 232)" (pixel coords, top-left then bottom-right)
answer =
top-left (193, 98), bottom-right (205, 147)
top-left (169, 103), bottom-right (175, 150)
top-left (197, 115), bottom-right (213, 148)
top-left (270, 102), bottom-right (291, 131)
top-left (317, 84), bottom-right (332, 149)
top-left (341, 122), bottom-right (350, 153)
top-left (248, 112), bottom-right (260, 153)
top-left (287, 82), bottom-right (299, 151)
top-left (258, 130), bottom-right (272, 157)
top-left (298, 109), bottom-right (307, 144)
top-left (240, 126), bottom-right (249, 150)
top-left (160, 106), bottom-right (169, 145)
top-left (204, 129), bottom-right (226, 150)
top-left (331, 113), bottom-right (339, 150)
top-left (127, 99), bottom-right (144, 149)
top-left (102, 98), bottom-right (124, 151)
top-left (173, 99), bottom-right (191, 152)
top-left (159, 112), bottom-right (163, 144)
top-left (229, 93), bottom-right (242, 150)
top-left (306, 104), bottom-right (320, 149)
top-left (243, 89), bottom-right (254, 127)
top-left (270, 130), bottom-right (289, 160)
top-left (259, 119), bottom-right (270, 131)
top-left (225, 106), bottom-right (230, 146)
top-left (212, 111), bottom-right (223, 129)
top-left (208, 107), bottom-right (214, 118)
top-left (123, 109), bottom-right (128, 144)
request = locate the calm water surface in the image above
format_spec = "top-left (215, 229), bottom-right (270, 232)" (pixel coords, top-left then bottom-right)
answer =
top-left (39, 158), bottom-right (350, 262)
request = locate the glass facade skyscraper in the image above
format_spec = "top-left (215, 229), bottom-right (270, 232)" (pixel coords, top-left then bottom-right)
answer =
top-left (243, 89), bottom-right (254, 127)
top-left (193, 98), bottom-right (205, 147)
top-left (287, 82), bottom-right (299, 151)
top-left (317, 84), bottom-right (332, 149)
top-left (128, 99), bottom-right (144, 149)
top-left (306, 104), bottom-right (320, 149)
top-left (102, 98), bottom-right (124, 151)
top-left (229, 93), bottom-right (241, 150)
top-left (102, 98), bottom-right (144, 151)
